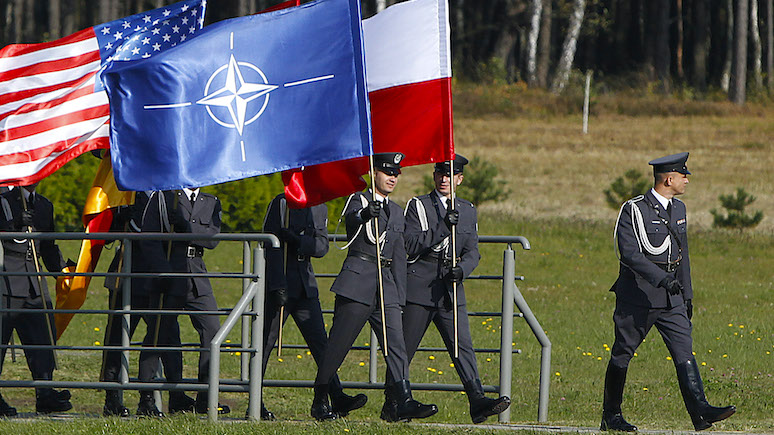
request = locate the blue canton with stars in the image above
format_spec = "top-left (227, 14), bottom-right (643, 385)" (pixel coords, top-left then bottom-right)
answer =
top-left (94, 0), bottom-right (206, 64)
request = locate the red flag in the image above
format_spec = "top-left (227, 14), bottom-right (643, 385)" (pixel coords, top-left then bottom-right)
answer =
top-left (261, 0), bottom-right (301, 13)
top-left (283, 0), bottom-right (454, 208)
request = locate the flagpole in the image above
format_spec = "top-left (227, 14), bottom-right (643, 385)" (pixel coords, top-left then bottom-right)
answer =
top-left (277, 205), bottom-right (289, 358)
top-left (449, 159), bottom-right (459, 359)
top-left (368, 155), bottom-right (389, 357)
top-left (153, 192), bottom-right (179, 347)
top-left (20, 188), bottom-right (58, 369)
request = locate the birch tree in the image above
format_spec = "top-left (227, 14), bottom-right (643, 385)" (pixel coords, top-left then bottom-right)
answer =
top-left (750, 0), bottom-right (763, 89)
top-left (550, 0), bottom-right (585, 93)
top-left (721, 0), bottom-right (734, 91)
top-left (526, 0), bottom-right (542, 87)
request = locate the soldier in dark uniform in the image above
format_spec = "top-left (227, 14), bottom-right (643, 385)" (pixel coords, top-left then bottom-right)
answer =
top-left (382, 155), bottom-right (510, 423)
top-left (601, 153), bottom-right (735, 432)
top-left (136, 188), bottom-right (229, 416)
top-left (0, 184), bottom-right (73, 415)
top-left (100, 191), bottom-right (155, 417)
top-left (260, 194), bottom-right (366, 420)
top-left (310, 152), bottom-right (437, 421)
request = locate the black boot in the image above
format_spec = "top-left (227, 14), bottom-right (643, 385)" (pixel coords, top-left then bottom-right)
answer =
top-left (194, 392), bottom-right (231, 415)
top-left (676, 359), bottom-right (736, 431)
top-left (329, 388), bottom-right (367, 417)
top-left (136, 391), bottom-right (165, 418)
top-left (380, 382), bottom-right (400, 422)
top-left (260, 402), bottom-right (276, 421)
top-left (465, 379), bottom-right (511, 424)
top-left (0, 393), bottom-right (17, 417)
top-left (600, 362), bottom-right (637, 432)
top-left (394, 380), bottom-right (438, 420)
top-left (310, 385), bottom-right (337, 421)
top-left (168, 391), bottom-right (196, 414)
top-left (36, 388), bottom-right (73, 414)
top-left (103, 389), bottom-right (130, 417)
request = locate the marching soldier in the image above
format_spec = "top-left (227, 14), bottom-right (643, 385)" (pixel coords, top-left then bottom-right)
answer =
top-left (0, 184), bottom-right (73, 414)
top-left (136, 188), bottom-right (229, 416)
top-left (382, 155), bottom-right (510, 423)
top-left (602, 153), bottom-right (735, 431)
top-left (260, 194), bottom-right (366, 420)
top-left (310, 152), bottom-right (437, 421)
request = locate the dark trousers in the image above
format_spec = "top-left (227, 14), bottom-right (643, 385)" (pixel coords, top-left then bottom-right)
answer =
top-left (610, 300), bottom-right (694, 369)
top-left (101, 289), bottom-right (152, 382)
top-left (0, 294), bottom-right (56, 379)
top-left (138, 290), bottom-right (220, 384)
top-left (398, 302), bottom-right (482, 394)
top-left (263, 295), bottom-right (344, 391)
top-left (315, 295), bottom-right (408, 386)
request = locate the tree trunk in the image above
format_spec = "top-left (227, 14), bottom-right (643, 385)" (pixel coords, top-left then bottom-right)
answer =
top-left (767, 0), bottom-right (773, 90)
top-left (750, 0), bottom-right (763, 90)
top-left (692, 0), bottom-right (709, 90)
top-left (49, 0), bottom-right (60, 39)
top-left (676, 0), bottom-right (684, 79)
top-left (729, 0), bottom-right (749, 104)
top-left (61, 0), bottom-right (75, 37)
top-left (536, 0), bottom-right (552, 87)
top-left (550, 0), bottom-right (585, 93)
top-left (526, 0), bottom-right (542, 86)
top-left (376, 0), bottom-right (387, 12)
top-left (654, 0), bottom-right (671, 92)
top-left (721, 0), bottom-right (734, 91)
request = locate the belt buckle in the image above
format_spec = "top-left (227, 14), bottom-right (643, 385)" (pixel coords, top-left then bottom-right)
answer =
top-left (297, 255), bottom-right (307, 262)
top-left (186, 246), bottom-right (196, 258)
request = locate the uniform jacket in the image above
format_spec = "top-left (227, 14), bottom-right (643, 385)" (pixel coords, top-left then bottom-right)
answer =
top-left (0, 189), bottom-right (66, 298)
top-left (404, 192), bottom-right (480, 307)
top-left (263, 194), bottom-right (329, 299)
top-left (612, 190), bottom-right (693, 308)
top-left (104, 191), bottom-right (151, 294)
top-left (141, 190), bottom-right (221, 297)
top-left (330, 190), bottom-right (407, 306)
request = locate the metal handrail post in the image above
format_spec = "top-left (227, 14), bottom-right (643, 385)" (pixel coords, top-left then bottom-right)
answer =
top-left (247, 245), bottom-right (266, 421)
top-left (120, 238), bottom-right (132, 393)
top-left (241, 241), bottom-right (251, 382)
top-left (369, 329), bottom-right (378, 384)
top-left (498, 246), bottom-right (515, 423)
top-left (513, 266), bottom-right (551, 422)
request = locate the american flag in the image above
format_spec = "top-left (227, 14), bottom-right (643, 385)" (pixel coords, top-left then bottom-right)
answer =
top-left (0, 0), bottom-right (207, 187)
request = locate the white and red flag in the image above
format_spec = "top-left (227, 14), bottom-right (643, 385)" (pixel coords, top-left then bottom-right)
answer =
top-left (0, 0), bottom-right (207, 187)
top-left (283, 0), bottom-right (454, 208)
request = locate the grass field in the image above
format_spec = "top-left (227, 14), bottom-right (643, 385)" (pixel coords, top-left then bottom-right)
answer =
top-left (1, 86), bottom-right (773, 433)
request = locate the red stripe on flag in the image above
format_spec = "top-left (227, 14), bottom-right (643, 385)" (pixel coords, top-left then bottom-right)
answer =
top-left (0, 105), bottom-right (108, 143)
top-left (259, 0), bottom-right (301, 13)
top-left (0, 70), bottom-right (97, 109)
top-left (0, 50), bottom-right (100, 83)
top-left (0, 136), bottom-right (108, 186)
top-left (283, 158), bottom-right (368, 209)
top-left (369, 77), bottom-right (454, 165)
top-left (0, 85), bottom-right (96, 122)
top-left (0, 27), bottom-right (95, 57)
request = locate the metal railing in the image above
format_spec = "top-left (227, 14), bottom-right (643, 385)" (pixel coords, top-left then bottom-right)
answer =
top-left (0, 232), bottom-right (548, 423)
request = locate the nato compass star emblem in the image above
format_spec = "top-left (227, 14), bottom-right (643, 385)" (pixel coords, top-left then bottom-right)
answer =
top-left (144, 32), bottom-right (334, 161)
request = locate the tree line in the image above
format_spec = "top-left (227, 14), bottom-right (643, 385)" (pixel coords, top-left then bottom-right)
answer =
top-left (1, 0), bottom-right (771, 102)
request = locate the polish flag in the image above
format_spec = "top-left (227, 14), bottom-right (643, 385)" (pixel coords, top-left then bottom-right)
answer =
top-left (283, 0), bottom-right (453, 208)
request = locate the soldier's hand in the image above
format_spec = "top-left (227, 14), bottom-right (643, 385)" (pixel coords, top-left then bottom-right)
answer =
top-left (113, 205), bottom-right (133, 226)
top-left (270, 288), bottom-right (289, 307)
top-left (444, 209), bottom-right (460, 228)
top-left (660, 277), bottom-right (683, 296)
top-left (278, 228), bottom-right (301, 247)
top-left (445, 266), bottom-right (464, 283)
top-left (685, 299), bottom-right (693, 320)
top-left (19, 209), bottom-right (35, 227)
top-left (360, 201), bottom-right (382, 221)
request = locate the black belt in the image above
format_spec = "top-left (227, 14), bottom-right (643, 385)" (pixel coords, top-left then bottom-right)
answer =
top-left (186, 246), bottom-right (204, 258)
top-left (422, 252), bottom-right (459, 266)
top-left (655, 261), bottom-right (680, 273)
top-left (349, 251), bottom-right (392, 268)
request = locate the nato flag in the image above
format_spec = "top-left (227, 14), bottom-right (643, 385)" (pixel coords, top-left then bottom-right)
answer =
top-left (103, 0), bottom-right (371, 191)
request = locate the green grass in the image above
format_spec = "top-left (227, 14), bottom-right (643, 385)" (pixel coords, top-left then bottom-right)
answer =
top-left (1, 213), bottom-right (772, 433)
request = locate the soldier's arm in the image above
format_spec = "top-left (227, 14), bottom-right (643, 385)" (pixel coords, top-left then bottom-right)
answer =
top-left (391, 217), bottom-right (408, 305)
top-left (403, 197), bottom-right (451, 258)
top-left (343, 193), bottom-right (366, 233)
top-left (616, 202), bottom-right (668, 287)
top-left (39, 200), bottom-right (67, 272)
top-left (262, 196), bottom-right (287, 292)
top-left (297, 204), bottom-right (329, 258)
top-left (456, 203), bottom-right (481, 278)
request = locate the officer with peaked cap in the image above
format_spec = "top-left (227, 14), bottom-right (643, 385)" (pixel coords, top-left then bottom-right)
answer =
top-left (601, 152), bottom-right (735, 431)
top-left (260, 193), bottom-right (366, 420)
top-left (310, 152), bottom-right (438, 421)
top-left (381, 155), bottom-right (510, 423)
